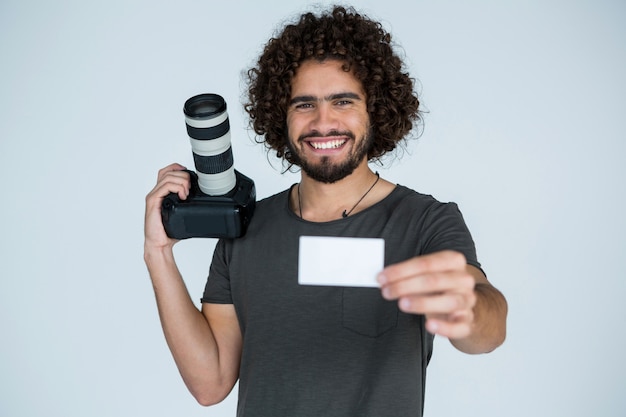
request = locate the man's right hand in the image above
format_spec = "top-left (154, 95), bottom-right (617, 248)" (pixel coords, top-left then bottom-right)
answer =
top-left (144, 163), bottom-right (191, 251)
top-left (142, 163), bottom-right (243, 406)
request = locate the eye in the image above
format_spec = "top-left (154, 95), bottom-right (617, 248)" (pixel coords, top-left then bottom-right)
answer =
top-left (334, 97), bottom-right (360, 108)
top-left (292, 102), bottom-right (315, 111)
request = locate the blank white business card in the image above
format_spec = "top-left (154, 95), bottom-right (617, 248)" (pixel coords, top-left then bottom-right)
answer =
top-left (298, 236), bottom-right (385, 287)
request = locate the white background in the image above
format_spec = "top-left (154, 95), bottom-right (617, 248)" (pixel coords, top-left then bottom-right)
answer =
top-left (1, 0), bottom-right (625, 416)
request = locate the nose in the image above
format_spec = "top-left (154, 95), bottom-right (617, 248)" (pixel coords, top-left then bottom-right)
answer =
top-left (310, 102), bottom-right (339, 134)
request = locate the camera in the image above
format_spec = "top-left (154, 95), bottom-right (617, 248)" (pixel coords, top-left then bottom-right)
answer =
top-left (161, 93), bottom-right (256, 239)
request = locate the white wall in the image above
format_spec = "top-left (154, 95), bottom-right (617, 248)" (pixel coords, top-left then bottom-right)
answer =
top-left (1, 0), bottom-right (624, 416)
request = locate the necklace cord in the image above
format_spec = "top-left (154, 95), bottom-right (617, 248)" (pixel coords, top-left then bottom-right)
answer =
top-left (297, 172), bottom-right (380, 219)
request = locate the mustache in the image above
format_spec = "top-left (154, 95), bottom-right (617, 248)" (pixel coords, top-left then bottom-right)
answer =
top-left (298, 130), bottom-right (355, 142)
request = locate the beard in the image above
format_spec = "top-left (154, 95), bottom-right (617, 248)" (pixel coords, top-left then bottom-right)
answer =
top-left (287, 128), bottom-right (373, 184)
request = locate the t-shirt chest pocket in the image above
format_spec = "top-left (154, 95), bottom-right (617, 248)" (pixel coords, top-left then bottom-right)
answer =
top-left (341, 288), bottom-right (399, 337)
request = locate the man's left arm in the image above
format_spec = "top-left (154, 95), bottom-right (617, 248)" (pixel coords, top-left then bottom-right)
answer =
top-left (378, 250), bottom-right (508, 354)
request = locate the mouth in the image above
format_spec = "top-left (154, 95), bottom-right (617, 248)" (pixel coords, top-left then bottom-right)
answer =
top-left (300, 130), bottom-right (354, 153)
top-left (308, 139), bottom-right (347, 150)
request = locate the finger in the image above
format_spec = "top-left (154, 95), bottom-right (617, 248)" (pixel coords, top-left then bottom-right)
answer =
top-left (378, 251), bottom-right (467, 284)
top-left (425, 311), bottom-right (474, 339)
top-left (146, 181), bottom-right (185, 205)
top-left (381, 270), bottom-right (475, 300)
top-left (397, 291), bottom-right (476, 315)
top-left (157, 163), bottom-right (188, 182)
top-left (149, 171), bottom-right (191, 201)
top-left (425, 319), bottom-right (471, 339)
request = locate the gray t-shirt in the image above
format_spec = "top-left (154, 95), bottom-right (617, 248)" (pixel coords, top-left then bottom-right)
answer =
top-left (202, 184), bottom-right (480, 417)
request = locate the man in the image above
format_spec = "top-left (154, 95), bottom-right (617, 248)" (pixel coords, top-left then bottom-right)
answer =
top-left (144, 6), bottom-right (507, 416)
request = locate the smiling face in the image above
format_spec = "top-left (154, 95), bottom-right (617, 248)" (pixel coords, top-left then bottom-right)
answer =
top-left (286, 59), bottom-right (372, 183)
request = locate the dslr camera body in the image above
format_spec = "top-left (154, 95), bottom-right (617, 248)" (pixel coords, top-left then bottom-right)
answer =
top-left (161, 93), bottom-right (256, 239)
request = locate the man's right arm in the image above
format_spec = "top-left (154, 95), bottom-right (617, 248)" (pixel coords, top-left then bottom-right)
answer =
top-left (144, 163), bottom-right (242, 405)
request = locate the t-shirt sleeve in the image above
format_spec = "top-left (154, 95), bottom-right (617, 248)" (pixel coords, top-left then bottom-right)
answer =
top-left (420, 202), bottom-right (482, 270)
top-left (200, 238), bottom-right (234, 304)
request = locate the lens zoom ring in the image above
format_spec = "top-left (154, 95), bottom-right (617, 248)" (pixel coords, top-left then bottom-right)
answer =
top-left (186, 119), bottom-right (230, 140)
top-left (193, 149), bottom-right (234, 174)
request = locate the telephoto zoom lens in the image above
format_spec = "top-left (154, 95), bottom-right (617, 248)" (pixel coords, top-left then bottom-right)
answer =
top-left (184, 94), bottom-right (236, 195)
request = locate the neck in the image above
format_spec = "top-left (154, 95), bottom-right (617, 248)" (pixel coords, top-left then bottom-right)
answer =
top-left (293, 162), bottom-right (391, 222)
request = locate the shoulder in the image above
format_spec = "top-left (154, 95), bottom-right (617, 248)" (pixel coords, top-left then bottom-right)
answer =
top-left (384, 184), bottom-right (448, 212)
top-left (381, 184), bottom-right (470, 230)
top-left (237, 186), bottom-right (295, 236)
top-left (254, 187), bottom-right (292, 214)
top-left (257, 187), bottom-right (292, 204)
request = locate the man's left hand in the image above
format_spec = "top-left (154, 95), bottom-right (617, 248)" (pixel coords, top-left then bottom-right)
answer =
top-left (377, 250), bottom-right (479, 340)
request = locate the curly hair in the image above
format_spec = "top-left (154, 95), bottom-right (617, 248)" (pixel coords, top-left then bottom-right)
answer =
top-left (244, 5), bottom-right (422, 166)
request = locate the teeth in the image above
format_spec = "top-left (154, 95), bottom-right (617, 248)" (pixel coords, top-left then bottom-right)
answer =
top-left (311, 140), bottom-right (345, 149)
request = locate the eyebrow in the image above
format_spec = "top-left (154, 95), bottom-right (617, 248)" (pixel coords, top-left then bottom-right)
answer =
top-left (289, 92), bottom-right (363, 105)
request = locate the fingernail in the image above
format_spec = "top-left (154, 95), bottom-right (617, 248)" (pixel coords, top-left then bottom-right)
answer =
top-left (377, 273), bottom-right (387, 285)
top-left (426, 320), bottom-right (439, 333)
